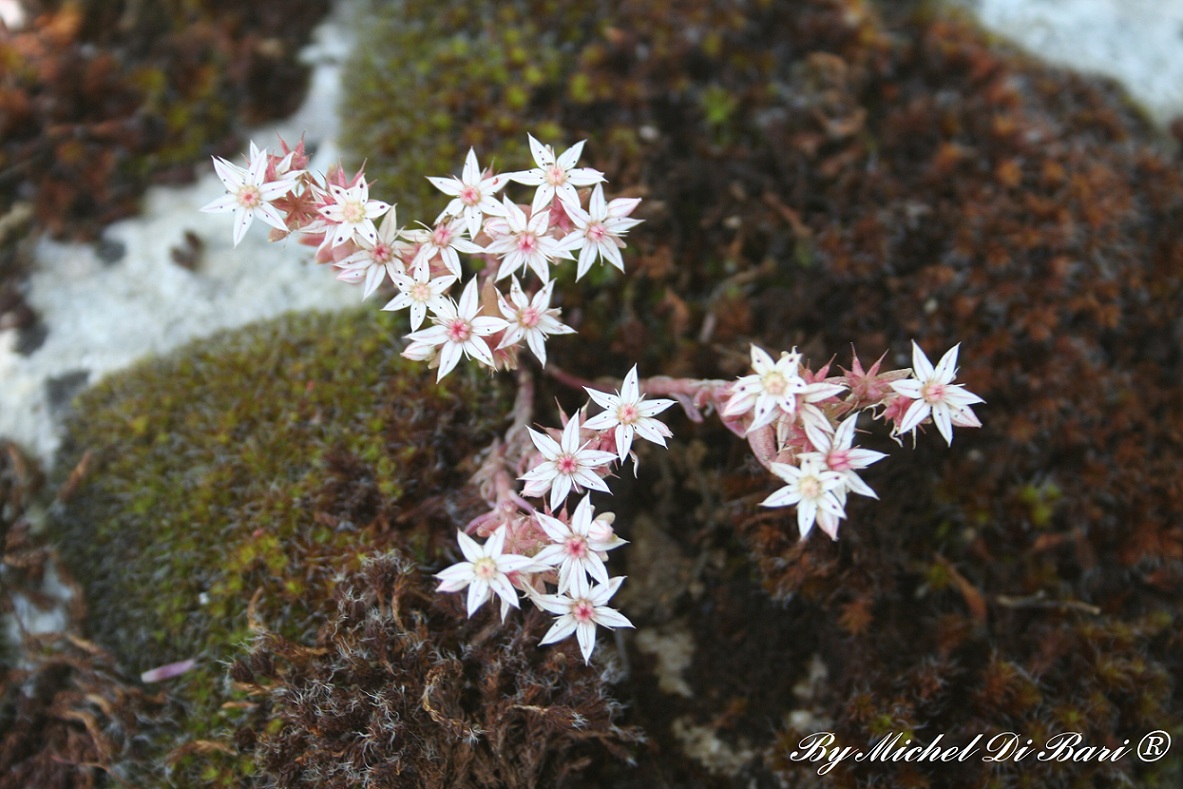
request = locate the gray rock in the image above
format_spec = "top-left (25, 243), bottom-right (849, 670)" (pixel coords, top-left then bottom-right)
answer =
top-left (953, 0), bottom-right (1183, 130)
top-left (0, 0), bottom-right (363, 467)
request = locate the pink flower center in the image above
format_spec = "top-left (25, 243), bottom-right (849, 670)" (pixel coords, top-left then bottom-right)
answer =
top-left (446, 318), bottom-right (472, 343)
top-left (826, 450), bottom-right (853, 472)
top-left (556, 453), bottom-right (579, 476)
top-left (432, 224), bottom-right (453, 246)
top-left (372, 243), bottom-right (393, 264)
top-left (921, 382), bottom-right (946, 404)
top-left (460, 185), bottom-right (480, 205)
top-left (572, 598), bottom-right (596, 623)
top-left (237, 185), bottom-right (262, 208)
top-left (473, 557), bottom-right (497, 580)
top-left (518, 306), bottom-right (541, 328)
top-left (517, 232), bottom-right (538, 253)
top-left (587, 223), bottom-right (607, 243)
top-left (617, 403), bottom-right (639, 425)
top-left (546, 164), bottom-right (567, 186)
top-left (565, 535), bottom-right (588, 558)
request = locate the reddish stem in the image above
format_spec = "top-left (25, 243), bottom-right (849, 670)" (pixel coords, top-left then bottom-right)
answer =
top-left (465, 367), bottom-right (539, 533)
top-left (544, 363), bottom-right (607, 393)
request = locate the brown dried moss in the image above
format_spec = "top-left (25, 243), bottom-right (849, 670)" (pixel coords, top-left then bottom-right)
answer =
top-left (0, 0), bottom-right (329, 239)
top-left (1, 443), bottom-right (165, 789)
top-left (0, 631), bottom-right (166, 789)
top-left (238, 551), bottom-right (639, 788)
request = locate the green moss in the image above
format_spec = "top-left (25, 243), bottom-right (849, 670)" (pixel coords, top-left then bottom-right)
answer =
top-left (341, 0), bottom-right (593, 221)
top-left (1017, 480), bottom-right (1063, 528)
top-left (340, 0), bottom-right (811, 378)
top-left (51, 308), bottom-right (511, 786)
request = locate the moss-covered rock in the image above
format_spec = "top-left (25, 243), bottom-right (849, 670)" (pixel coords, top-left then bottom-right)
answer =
top-left (51, 308), bottom-right (515, 785)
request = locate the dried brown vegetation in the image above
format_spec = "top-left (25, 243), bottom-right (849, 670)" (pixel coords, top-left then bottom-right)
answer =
top-left (1, 443), bottom-right (164, 789)
top-left (236, 552), bottom-right (640, 788)
top-left (0, 0), bottom-right (328, 239)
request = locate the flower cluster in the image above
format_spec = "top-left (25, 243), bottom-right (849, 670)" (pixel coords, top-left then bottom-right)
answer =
top-left (202, 134), bottom-right (642, 382)
top-left (435, 495), bottom-right (631, 665)
top-left (639, 342), bottom-right (983, 541)
top-left (204, 135), bottom-right (662, 663)
top-left (202, 135), bottom-right (982, 661)
top-left (444, 364), bottom-right (674, 663)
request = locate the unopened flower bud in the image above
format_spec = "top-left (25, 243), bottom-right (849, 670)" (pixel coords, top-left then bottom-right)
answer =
top-left (401, 339), bottom-right (436, 363)
top-left (588, 513), bottom-right (615, 543)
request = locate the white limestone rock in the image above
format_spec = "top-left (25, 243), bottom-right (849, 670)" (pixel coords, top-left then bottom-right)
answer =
top-left (953, 0), bottom-right (1183, 130)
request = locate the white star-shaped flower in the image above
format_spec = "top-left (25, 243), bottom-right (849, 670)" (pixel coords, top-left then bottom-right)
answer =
top-left (410, 217), bottom-right (486, 279)
top-left (561, 184), bottom-right (643, 279)
top-left (427, 148), bottom-right (509, 238)
top-left (802, 415), bottom-right (886, 504)
top-left (485, 197), bottom-right (577, 283)
top-left (318, 178), bottom-right (391, 248)
top-left (333, 208), bottom-right (410, 299)
top-left (761, 456), bottom-right (847, 540)
top-left (722, 346), bottom-right (846, 434)
top-left (495, 277), bottom-right (575, 366)
top-left (405, 279), bottom-right (508, 381)
top-left (520, 415), bottom-right (617, 511)
top-left (381, 263), bottom-right (457, 330)
top-left (533, 495), bottom-right (626, 598)
top-left (533, 576), bottom-right (633, 664)
top-left (583, 365), bottom-right (674, 463)
top-left (890, 342), bottom-right (984, 446)
top-left (434, 527), bottom-right (541, 618)
top-left (509, 134), bottom-right (605, 215)
top-left (201, 143), bottom-right (299, 246)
